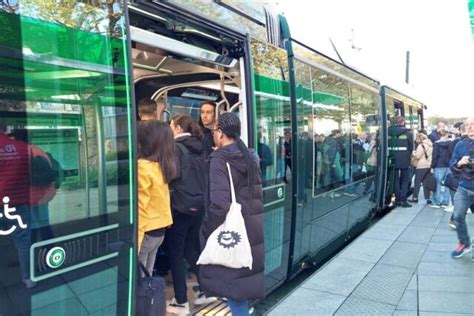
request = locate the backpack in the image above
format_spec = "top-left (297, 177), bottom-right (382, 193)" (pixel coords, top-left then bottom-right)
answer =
top-left (170, 143), bottom-right (206, 216)
top-left (30, 155), bottom-right (58, 186)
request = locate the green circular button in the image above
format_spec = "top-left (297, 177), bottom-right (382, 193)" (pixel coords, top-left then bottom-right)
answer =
top-left (46, 247), bottom-right (66, 269)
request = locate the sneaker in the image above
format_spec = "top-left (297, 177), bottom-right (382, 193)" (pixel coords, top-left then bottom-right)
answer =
top-left (444, 205), bottom-right (454, 212)
top-left (166, 298), bottom-right (190, 315)
top-left (451, 243), bottom-right (472, 258)
top-left (430, 204), bottom-right (441, 209)
top-left (193, 290), bottom-right (217, 305)
top-left (448, 220), bottom-right (456, 230)
top-left (440, 204), bottom-right (449, 208)
top-left (400, 202), bottom-right (412, 208)
top-left (408, 198), bottom-right (418, 203)
top-left (426, 199), bottom-right (433, 205)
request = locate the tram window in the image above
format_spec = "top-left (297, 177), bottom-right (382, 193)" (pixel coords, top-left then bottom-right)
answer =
top-left (349, 85), bottom-right (380, 182)
top-left (311, 68), bottom-right (351, 195)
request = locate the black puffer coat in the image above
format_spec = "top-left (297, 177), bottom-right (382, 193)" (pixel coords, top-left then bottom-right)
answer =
top-left (199, 143), bottom-right (264, 301)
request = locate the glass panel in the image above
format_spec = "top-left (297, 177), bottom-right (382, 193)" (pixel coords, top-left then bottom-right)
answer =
top-left (311, 67), bottom-right (351, 202)
top-left (347, 84), bottom-right (381, 229)
top-left (0, 3), bottom-right (133, 315)
top-left (251, 38), bottom-right (291, 292)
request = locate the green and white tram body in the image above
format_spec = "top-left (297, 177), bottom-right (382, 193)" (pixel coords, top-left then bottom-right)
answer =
top-left (0, 1), bottom-right (425, 314)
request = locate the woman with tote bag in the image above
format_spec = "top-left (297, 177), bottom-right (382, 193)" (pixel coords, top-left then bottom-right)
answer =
top-left (198, 113), bottom-right (264, 316)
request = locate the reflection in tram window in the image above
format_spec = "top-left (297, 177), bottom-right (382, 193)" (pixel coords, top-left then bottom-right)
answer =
top-left (310, 68), bottom-right (351, 195)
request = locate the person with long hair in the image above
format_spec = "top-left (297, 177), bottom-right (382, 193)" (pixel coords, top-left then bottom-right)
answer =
top-left (137, 120), bottom-right (177, 275)
top-left (166, 114), bottom-right (214, 315)
top-left (199, 113), bottom-right (264, 316)
top-left (409, 132), bottom-right (433, 203)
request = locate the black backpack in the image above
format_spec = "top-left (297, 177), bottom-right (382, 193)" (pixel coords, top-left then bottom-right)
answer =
top-left (170, 143), bottom-right (206, 216)
top-left (30, 155), bottom-right (58, 186)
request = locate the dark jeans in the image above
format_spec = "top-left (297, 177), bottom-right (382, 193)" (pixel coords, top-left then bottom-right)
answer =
top-left (453, 186), bottom-right (474, 246)
top-left (395, 168), bottom-right (410, 203)
top-left (413, 168), bottom-right (431, 200)
top-left (166, 211), bottom-right (203, 304)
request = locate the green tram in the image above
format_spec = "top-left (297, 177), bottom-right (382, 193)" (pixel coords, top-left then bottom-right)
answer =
top-left (0, 1), bottom-right (425, 315)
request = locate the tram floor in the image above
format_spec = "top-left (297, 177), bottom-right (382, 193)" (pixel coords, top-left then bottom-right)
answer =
top-left (265, 200), bottom-right (474, 316)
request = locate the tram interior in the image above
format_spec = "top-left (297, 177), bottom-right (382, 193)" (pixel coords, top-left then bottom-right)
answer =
top-left (131, 37), bottom-right (244, 314)
top-left (132, 42), bottom-right (244, 125)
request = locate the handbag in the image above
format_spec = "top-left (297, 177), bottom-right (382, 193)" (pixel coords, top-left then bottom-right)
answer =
top-left (136, 261), bottom-right (166, 316)
top-left (423, 172), bottom-right (437, 192)
top-left (197, 162), bottom-right (253, 270)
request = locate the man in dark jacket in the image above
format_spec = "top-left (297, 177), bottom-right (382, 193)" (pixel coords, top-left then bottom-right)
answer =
top-left (199, 101), bottom-right (217, 158)
top-left (428, 121), bottom-right (446, 144)
top-left (199, 113), bottom-right (264, 315)
top-left (431, 130), bottom-right (452, 208)
top-left (449, 117), bottom-right (474, 259)
top-left (388, 116), bottom-right (414, 207)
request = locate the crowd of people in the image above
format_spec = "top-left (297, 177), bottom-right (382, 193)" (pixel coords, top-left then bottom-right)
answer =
top-left (393, 118), bottom-right (474, 260)
top-left (136, 100), bottom-right (264, 316)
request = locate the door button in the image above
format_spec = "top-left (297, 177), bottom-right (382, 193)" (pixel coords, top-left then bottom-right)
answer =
top-left (46, 247), bottom-right (66, 269)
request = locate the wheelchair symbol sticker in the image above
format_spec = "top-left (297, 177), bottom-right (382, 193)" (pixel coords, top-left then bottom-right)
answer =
top-left (0, 196), bottom-right (27, 236)
top-left (46, 247), bottom-right (66, 269)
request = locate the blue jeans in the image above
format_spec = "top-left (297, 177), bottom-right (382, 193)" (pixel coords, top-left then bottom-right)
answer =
top-left (433, 168), bottom-right (450, 205)
top-left (453, 186), bottom-right (474, 246)
top-left (227, 299), bottom-right (249, 316)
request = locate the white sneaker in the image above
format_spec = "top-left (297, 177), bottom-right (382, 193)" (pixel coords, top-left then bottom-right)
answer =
top-left (444, 205), bottom-right (454, 212)
top-left (166, 298), bottom-right (189, 315)
top-left (193, 290), bottom-right (217, 305)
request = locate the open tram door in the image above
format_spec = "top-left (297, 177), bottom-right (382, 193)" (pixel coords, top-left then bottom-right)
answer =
top-left (128, 3), bottom-right (255, 313)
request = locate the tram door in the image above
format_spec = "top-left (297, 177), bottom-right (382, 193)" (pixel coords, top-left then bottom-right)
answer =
top-left (0, 7), bottom-right (134, 316)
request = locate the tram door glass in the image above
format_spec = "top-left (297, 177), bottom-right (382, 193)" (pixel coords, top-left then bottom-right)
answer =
top-left (0, 3), bottom-right (133, 316)
top-left (251, 38), bottom-right (292, 292)
top-left (346, 84), bottom-right (380, 229)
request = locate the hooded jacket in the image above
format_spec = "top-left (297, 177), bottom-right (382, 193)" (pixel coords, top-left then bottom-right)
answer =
top-left (412, 138), bottom-right (433, 169)
top-left (388, 125), bottom-right (413, 169)
top-left (431, 138), bottom-right (452, 168)
top-left (199, 142), bottom-right (264, 301)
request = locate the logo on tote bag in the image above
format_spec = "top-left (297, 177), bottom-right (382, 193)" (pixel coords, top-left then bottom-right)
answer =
top-left (217, 231), bottom-right (241, 249)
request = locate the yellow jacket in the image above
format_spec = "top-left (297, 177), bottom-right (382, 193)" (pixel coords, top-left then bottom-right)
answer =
top-left (137, 159), bottom-right (173, 250)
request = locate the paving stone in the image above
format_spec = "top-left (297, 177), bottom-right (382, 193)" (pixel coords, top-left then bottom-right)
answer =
top-left (378, 213), bottom-right (417, 226)
top-left (418, 291), bottom-right (474, 314)
top-left (393, 311), bottom-right (417, 316)
top-left (418, 275), bottom-right (474, 293)
top-left (335, 296), bottom-right (396, 315)
top-left (396, 290), bottom-right (417, 311)
top-left (268, 288), bottom-right (345, 316)
top-left (303, 257), bottom-right (374, 296)
top-left (417, 261), bottom-right (474, 277)
top-left (338, 237), bottom-right (393, 263)
top-left (410, 209), bottom-right (444, 228)
top-left (397, 226), bottom-right (435, 244)
top-left (426, 242), bottom-right (455, 252)
top-left (378, 241), bottom-right (426, 269)
top-left (363, 223), bottom-right (406, 241)
top-left (350, 264), bottom-right (413, 305)
top-left (406, 274), bottom-right (417, 290)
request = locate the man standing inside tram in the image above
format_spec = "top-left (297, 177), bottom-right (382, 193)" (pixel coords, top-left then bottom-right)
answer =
top-left (199, 101), bottom-right (217, 158)
top-left (138, 99), bottom-right (158, 121)
top-left (388, 116), bottom-right (413, 207)
top-left (449, 117), bottom-right (474, 259)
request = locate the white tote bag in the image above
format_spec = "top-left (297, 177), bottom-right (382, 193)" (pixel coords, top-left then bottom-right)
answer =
top-left (197, 162), bottom-right (253, 270)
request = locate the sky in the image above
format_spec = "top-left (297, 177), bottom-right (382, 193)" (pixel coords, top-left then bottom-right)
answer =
top-left (271, 0), bottom-right (474, 118)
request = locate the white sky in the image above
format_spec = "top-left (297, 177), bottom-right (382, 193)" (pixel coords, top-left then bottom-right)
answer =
top-left (271, 0), bottom-right (474, 118)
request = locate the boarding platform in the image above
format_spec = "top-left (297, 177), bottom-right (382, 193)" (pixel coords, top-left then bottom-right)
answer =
top-left (268, 201), bottom-right (474, 315)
